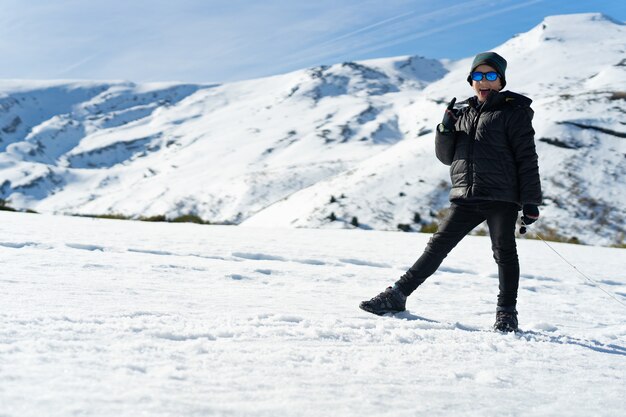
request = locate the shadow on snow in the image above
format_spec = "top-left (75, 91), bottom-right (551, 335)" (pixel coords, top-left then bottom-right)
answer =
top-left (387, 311), bottom-right (626, 357)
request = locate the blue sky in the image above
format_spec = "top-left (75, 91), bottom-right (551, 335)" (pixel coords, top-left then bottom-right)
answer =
top-left (0, 0), bottom-right (624, 84)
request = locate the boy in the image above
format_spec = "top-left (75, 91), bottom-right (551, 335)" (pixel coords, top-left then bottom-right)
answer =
top-left (360, 52), bottom-right (542, 332)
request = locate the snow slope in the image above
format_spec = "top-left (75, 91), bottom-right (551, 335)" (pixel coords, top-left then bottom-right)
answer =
top-left (0, 57), bottom-right (445, 224)
top-left (0, 13), bottom-right (625, 246)
top-left (1, 211), bottom-right (625, 416)
top-left (243, 13), bottom-right (626, 246)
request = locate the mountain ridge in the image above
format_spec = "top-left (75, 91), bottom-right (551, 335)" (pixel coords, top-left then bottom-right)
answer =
top-left (0, 12), bottom-right (624, 246)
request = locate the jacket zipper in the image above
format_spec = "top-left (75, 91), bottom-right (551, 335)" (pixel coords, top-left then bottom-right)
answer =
top-left (467, 107), bottom-right (483, 197)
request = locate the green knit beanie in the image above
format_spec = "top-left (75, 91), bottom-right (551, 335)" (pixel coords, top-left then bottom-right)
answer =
top-left (467, 52), bottom-right (507, 88)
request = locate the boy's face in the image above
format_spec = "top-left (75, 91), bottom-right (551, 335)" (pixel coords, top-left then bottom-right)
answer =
top-left (471, 64), bottom-right (503, 101)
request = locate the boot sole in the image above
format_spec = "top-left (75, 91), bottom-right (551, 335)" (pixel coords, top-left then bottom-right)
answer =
top-left (493, 326), bottom-right (520, 333)
top-left (359, 304), bottom-right (405, 316)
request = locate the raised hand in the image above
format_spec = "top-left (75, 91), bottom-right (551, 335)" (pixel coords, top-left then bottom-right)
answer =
top-left (441, 97), bottom-right (459, 132)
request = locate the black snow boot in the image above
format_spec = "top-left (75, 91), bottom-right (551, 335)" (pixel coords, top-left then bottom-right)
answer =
top-left (359, 286), bottom-right (406, 315)
top-left (493, 306), bottom-right (518, 332)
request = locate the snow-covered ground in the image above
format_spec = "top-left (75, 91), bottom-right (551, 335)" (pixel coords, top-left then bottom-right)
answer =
top-left (1, 211), bottom-right (624, 416)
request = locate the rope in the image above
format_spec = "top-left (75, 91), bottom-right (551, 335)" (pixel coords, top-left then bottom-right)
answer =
top-left (521, 222), bottom-right (626, 309)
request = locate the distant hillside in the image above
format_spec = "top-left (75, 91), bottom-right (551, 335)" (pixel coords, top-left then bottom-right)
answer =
top-left (0, 13), bottom-right (624, 246)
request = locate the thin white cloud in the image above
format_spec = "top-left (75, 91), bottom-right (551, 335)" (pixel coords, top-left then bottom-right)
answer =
top-left (0, 0), bottom-right (618, 83)
top-left (56, 53), bottom-right (101, 77)
top-left (271, 0), bottom-right (544, 71)
top-left (313, 10), bottom-right (418, 48)
top-left (199, 0), bottom-right (490, 80)
top-left (235, 0), bottom-right (494, 78)
top-left (312, 0), bottom-right (489, 50)
top-left (340, 0), bottom-right (547, 58)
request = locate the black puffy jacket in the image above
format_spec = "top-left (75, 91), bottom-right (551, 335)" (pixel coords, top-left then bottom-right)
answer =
top-left (435, 90), bottom-right (542, 207)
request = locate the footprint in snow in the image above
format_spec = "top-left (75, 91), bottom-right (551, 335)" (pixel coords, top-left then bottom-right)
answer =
top-left (338, 258), bottom-right (391, 268)
top-left (66, 243), bottom-right (106, 251)
top-left (128, 248), bottom-right (173, 256)
top-left (232, 252), bottom-right (287, 262)
top-left (0, 241), bottom-right (45, 249)
top-left (439, 266), bottom-right (476, 275)
top-left (294, 258), bottom-right (327, 266)
top-left (598, 279), bottom-right (624, 286)
top-left (229, 274), bottom-right (252, 281)
top-left (522, 274), bottom-right (560, 282)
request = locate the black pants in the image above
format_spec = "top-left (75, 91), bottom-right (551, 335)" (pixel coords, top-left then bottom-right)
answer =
top-left (395, 201), bottom-right (520, 308)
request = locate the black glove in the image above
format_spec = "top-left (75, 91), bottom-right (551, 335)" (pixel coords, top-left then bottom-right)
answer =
top-left (440, 97), bottom-right (459, 132)
top-left (521, 204), bottom-right (540, 225)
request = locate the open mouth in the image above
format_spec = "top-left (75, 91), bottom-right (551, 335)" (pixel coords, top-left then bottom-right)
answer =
top-left (478, 88), bottom-right (492, 99)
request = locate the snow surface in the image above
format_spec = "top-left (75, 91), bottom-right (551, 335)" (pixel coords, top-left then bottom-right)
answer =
top-left (1, 211), bottom-right (625, 416)
top-left (0, 13), bottom-right (624, 245)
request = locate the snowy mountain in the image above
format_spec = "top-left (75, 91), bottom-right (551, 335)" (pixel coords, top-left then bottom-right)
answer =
top-left (0, 13), bottom-right (624, 246)
top-left (1, 210), bottom-right (625, 416)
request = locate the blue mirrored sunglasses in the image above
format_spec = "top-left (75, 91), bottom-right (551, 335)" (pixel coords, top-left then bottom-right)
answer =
top-left (471, 71), bottom-right (499, 82)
